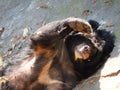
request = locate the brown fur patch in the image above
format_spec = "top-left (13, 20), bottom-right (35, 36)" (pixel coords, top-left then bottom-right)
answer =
top-left (38, 60), bottom-right (63, 85)
top-left (33, 44), bottom-right (56, 58)
top-left (65, 17), bottom-right (93, 33)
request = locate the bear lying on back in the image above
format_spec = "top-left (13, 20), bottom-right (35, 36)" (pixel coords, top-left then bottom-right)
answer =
top-left (0, 17), bottom-right (115, 90)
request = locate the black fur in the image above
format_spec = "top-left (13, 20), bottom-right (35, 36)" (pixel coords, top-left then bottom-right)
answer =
top-left (88, 20), bottom-right (100, 31)
top-left (66, 20), bottom-right (115, 79)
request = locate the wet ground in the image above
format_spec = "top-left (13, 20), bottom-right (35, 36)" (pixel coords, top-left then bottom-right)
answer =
top-left (0, 0), bottom-right (120, 90)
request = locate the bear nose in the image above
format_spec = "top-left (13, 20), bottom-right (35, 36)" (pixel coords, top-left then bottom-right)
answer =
top-left (83, 45), bottom-right (90, 53)
top-left (84, 46), bottom-right (89, 51)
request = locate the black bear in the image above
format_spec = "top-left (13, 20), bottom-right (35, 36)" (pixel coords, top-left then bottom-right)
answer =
top-left (0, 17), bottom-right (115, 90)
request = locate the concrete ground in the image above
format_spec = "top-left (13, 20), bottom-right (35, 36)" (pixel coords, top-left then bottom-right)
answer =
top-left (0, 0), bottom-right (120, 90)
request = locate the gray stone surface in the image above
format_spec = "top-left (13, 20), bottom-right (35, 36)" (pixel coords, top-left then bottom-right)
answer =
top-left (0, 0), bottom-right (120, 90)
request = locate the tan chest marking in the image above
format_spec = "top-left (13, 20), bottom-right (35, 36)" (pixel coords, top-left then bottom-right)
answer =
top-left (38, 60), bottom-right (63, 85)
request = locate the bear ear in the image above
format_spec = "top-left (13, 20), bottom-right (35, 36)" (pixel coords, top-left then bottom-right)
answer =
top-left (88, 20), bottom-right (100, 31)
